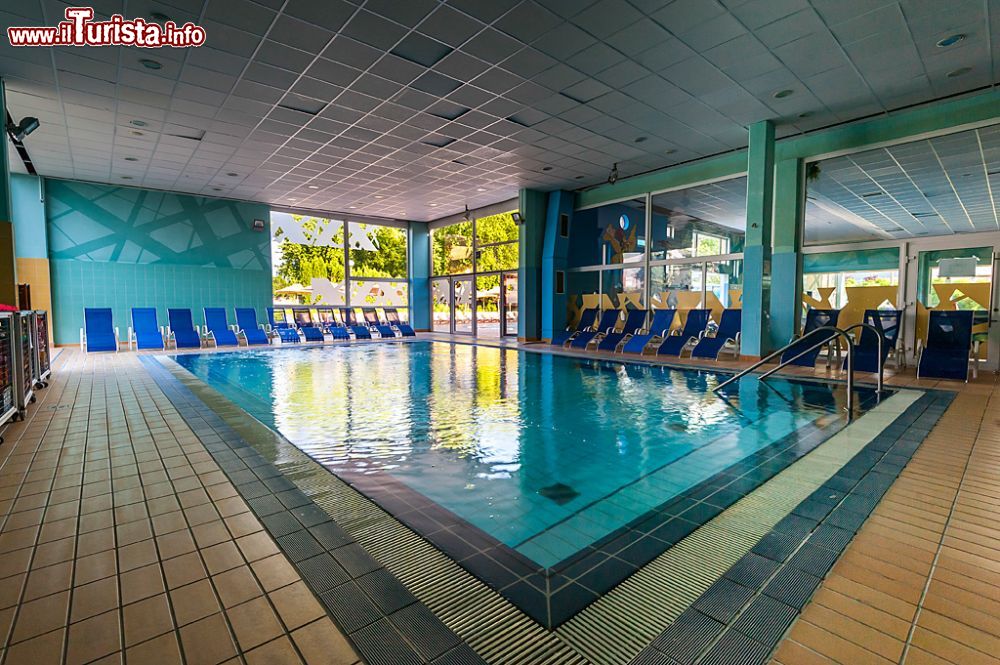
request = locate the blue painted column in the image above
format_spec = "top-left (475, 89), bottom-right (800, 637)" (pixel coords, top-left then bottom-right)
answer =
top-left (408, 222), bottom-right (430, 331)
top-left (740, 120), bottom-right (775, 358)
top-left (768, 158), bottom-right (805, 348)
top-left (541, 190), bottom-right (574, 340)
top-left (518, 188), bottom-right (547, 341)
top-left (0, 79), bottom-right (17, 307)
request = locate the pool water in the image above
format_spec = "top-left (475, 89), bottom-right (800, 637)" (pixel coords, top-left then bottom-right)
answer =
top-left (175, 341), bottom-right (872, 568)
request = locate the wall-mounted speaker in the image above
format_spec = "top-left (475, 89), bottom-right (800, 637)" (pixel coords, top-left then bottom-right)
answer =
top-left (252, 219), bottom-right (266, 232)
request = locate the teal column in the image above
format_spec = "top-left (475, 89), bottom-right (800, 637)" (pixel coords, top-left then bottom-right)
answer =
top-left (408, 222), bottom-right (430, 330)
top-left (768, 159), bottom-right (805, 348)
top-left (0, 82), bottom-right (10, 220)
top-left (518, 188), bottom-right (547, 341)
top-left (541, 190), bottom-right (573, 340)
top-left (740, 120), bottom-right (775, 357)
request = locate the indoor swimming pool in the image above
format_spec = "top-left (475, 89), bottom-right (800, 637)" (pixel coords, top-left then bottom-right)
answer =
top-left (171, 340), bottom-right (886, 625)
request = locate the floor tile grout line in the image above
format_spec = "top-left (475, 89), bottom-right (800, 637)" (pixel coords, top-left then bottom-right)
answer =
top-left (897, 394), bottom-right (990, 665)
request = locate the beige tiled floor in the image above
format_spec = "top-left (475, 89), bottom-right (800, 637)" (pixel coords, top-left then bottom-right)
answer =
top-left (1, 339), bottom-right (996, 665)
top-left (0, 350), bottom-right (359, 665)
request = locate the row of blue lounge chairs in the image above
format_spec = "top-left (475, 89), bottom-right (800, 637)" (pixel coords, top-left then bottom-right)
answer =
top-left (553, 305), bottom-right (977, 381)
top-left (81, 306), bottom-right (415, 353)
top-left (553, 307), bottom-right (742, 359)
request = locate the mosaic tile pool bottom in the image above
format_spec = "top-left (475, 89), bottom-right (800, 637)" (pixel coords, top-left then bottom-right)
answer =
top-left (172, 342), bottom-right (885, 628)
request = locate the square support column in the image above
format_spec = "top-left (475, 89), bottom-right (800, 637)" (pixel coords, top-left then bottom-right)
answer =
top-left (0, 80), bottom-right (17, 307)
top-left (769, 158), bottom-right (805, 349)
top-left (541, 190), bottom-right (574, 340)
top-left (518, 188), bottom-right (547, 341)
top-left (740, 120), bottom-right (775, 358)
top-left (408, 222), bottom-right (430, 331)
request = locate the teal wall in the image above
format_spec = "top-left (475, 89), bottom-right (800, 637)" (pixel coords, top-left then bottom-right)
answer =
top-left (44, 179), bottom-right (271, 344)
top-left (541, 190), bottom-right (574, 339)
top-left (11, 174), bottom-right (47, 258)
top-left (518, 188), bottom-right (547, 340)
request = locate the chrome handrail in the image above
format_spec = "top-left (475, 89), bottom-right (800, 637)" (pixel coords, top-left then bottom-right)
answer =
top-left (714, 324), bottom-right (887, 416)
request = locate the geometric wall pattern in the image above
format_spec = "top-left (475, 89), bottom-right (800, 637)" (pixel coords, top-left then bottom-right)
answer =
top-left (45, 179), bottom-right (271, 344)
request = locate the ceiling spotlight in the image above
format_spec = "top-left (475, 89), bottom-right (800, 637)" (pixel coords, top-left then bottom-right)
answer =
top-left (542, 166), bottom-right (553, 171)
top-left (212, 187), bottom-right (222, 192)
top-left (226, 172), bottom-right (238, 177)
top-left (936, 33), bottom-right (965, 47)
top-left (121, 175), bottom-right (133, 180)
top-left (349, 205), bottom-right (357, 209)
top-left (374, 195), bottom-right (384, 199)
top-left (130, 119), bottom-right (147, 127)
top-left (149, 11), bottom-right (171, 22)
top-left (139, 58), bottom-right (162, 70)
top-left (130, 130), bottom-right (144, 136)
top-left (798, 111), bottom-right (813, 119)
top-left (665, 149), bottom-right (677, 155)
top-left (308, 185), bottom-right (319, 189)
top-left (772, 89), bottom-right (794, 99)
top-left (947, 67), bottom-right (972, 78)
top-left (476, 187), bottom-right (486, 192)
top-left (6, 116), bottom-right (40, 142)
top-left (575, 175), bottom-right (584, 179)
top-left (124, 156), bottom-right (138, 162)
top-left (429, 203), bottom-right (438, 207)
top-left (634, 136), bottom-right (647, 143)
top-left (607, 162), bottom-right (619, 185)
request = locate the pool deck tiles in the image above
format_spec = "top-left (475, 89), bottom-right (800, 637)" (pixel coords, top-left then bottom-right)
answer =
top-left (0, 340), bottom-right (997, 665)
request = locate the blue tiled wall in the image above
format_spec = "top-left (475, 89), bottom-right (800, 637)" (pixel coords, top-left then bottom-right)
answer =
top-left (43, 179), bottom-right (271, 345)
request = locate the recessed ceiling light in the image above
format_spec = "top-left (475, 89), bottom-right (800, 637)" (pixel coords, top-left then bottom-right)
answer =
top-left (349, 205), bottom-right (357, 209)
top-left (634, 136), bottom-right (647, 143)
top-left (149, 11), bottom-right (170, 22)
top-left (139, 58), bottom-right (162, 70)
top-left (288, 198), bottom-right (297, 201)
top-left (862, 191), bottom-right (883, 197)
top-left (307, 185), bottom-right (319, 189)
top-left (130, 120), bottom-right (147, 127)
top-left (575, 175), bottom-right (584, 179)
top-left (947, 67), bottom-right (972, 78)
top-left (226, 172), bottom-right (238, 177)
top-left (476, 188), bottom-right (486, 192)
top-left (798, 111), bottom-right (813, 119)
top-left (936, 33), bottom-right (966, 47)
top-left (121, 176), bottom-right (133, 180)
top-left (374, 195), bottom-right (384, 199)
top-left (773, 89), bottom-right (794, 99)
top-left (429, 203), bottom-right (438, 207)
top-left (665, 149), bottom-right (677, 155)
top-left (212, 187), bottom-right (222, 192)
top-left (542, 166), bottom-right (553, 171)
top-left (124, 156), bottom-right (138, 162)
top-left (130, 130), bottom-right (144, 136)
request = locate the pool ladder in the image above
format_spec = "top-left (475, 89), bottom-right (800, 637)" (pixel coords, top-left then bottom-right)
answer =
top-left (713, 324), bottom-right (886, 417)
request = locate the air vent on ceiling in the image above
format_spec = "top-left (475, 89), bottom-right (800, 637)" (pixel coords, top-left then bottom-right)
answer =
top-left (911, 212), bottom-right (939, 217)
top-left (861, 191), bottom-right (883, 197)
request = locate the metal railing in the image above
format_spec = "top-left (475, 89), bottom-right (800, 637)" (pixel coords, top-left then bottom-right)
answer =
top-left (714, 324), bottom-right (886, 416)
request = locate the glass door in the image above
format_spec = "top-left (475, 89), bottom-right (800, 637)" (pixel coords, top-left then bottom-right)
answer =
top-left (501, 271), bottom-right (518, 337)
top-left (905, 242), bottom-right (998, 372)
top-left (453, 277), bottom-right (475, 335)
top-left (432, 278), bottom-right (451, 332)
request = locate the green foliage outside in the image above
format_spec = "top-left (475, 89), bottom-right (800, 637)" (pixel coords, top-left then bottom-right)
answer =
top-left (272, 216), bottom-right (407, 304)
top-left (432, 212), bottom-right (519, 312)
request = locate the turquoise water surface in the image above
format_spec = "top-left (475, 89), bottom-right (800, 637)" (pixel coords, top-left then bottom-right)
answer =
top-left (175, 341), bottom-right (861, 566)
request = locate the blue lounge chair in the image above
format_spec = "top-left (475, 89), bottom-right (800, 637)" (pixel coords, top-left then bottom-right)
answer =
top-left (317, 307), bottom-right (351, 340)
top-left (552, 308), bottom-right (598, 346)
top-left (657, 309), bottom-right (711, 357)
top-left (622, 309), bottom-right (676, 354)
top-left (596, 309), bottom-right (647, 352)
top-left (341, 308), bottom-right (371, 339)
top-left (363, 308), bottom-right (396, 338)
top-left (81, 308), bottom-right (119, 353)
top-left (691, 309), bottom-right (742, 360)
top-left (293, 308), bottom-right (326, 342)
top-left (267, 307), bottom-right (300, 344)
top-left (235, 308), bottom-right (269, 346)
top-left (167, 309), bottom-right (203, 349)
top-left (918, 310), bottom-right (975, 381)
top-left (204, 308), bottom-right (239, 347)
top-left (845, 309), bottom-right (901, 373)
top-left (129, 307), bottom-right (164, 350)
top-left (570, 309), bottom-right (620, 349)
top-left (385, 308), bottom-right (415, 337)
top-left (781, 308), bottom-right (840, 367)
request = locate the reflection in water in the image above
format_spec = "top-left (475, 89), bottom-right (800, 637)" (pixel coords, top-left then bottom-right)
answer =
top-left (176, 342), bottom-right (872, 565)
